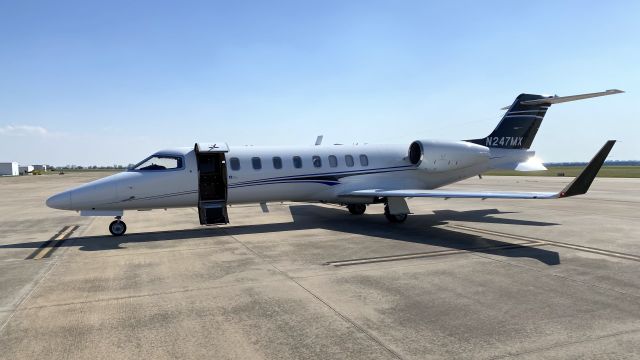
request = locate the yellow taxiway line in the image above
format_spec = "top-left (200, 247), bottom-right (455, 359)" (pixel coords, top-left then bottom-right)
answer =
top-left (31, 225), bottom-right (78, 260)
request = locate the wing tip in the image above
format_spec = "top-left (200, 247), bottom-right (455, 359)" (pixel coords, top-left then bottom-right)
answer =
top-left (559, 140), bottom-right (616, 198)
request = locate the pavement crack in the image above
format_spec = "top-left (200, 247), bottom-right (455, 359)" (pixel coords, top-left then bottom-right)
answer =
top-left (19, 278), bottom-right (288, 311)
top-left (220, 226), bottom-right (404, 360)
top-left (0, 222), bottom-right (89, 335)
top-left (490, 327), bottom-right (640, 359)
top-left (471, 252), bottom-right (640, 300)
top-left (448, 223), bottom-right (640, 262)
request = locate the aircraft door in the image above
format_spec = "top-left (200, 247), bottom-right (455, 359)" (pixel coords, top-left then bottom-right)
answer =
top-left (194, 143), bottom-right (229, 225)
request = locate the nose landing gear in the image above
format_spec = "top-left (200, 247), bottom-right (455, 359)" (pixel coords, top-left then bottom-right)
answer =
top-left (109, 216), bottom-right (127, 236)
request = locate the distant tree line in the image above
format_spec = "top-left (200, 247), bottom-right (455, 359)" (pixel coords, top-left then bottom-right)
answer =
top-left (48, 164), bottom-right (136, 171)
top-left (547, 160), bottom-right (640, 167)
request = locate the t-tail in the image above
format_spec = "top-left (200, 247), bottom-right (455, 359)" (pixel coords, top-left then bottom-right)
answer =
top-left (466, 89), bottom-right (623, 149)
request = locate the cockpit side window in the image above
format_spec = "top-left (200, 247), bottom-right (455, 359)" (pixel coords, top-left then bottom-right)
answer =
top-left (132, 155), bottom-right (183, 171)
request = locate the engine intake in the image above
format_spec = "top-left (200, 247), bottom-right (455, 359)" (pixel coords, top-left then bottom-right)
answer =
top-left (409, 141), bottom-right (423, 165)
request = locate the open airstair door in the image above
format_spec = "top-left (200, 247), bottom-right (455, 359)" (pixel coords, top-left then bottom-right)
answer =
top-left (194, 143), bottom-right (229, 225)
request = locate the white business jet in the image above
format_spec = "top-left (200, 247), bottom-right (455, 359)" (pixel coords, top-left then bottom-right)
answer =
top-left (47, 90), bottom-right (622, 236)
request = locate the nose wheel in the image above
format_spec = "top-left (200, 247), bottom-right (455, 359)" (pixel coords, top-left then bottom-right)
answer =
top-left (109, 217), bottom-right (127, 236)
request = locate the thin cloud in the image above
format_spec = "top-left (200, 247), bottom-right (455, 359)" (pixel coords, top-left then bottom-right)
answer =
top-left (0, 125), bottom-right (50, 137)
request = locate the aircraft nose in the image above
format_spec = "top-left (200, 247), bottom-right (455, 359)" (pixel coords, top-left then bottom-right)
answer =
top-left (46, 191), bottom-right (72, 210)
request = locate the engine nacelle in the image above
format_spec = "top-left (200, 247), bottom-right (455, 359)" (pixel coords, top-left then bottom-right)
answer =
top-left (408, 140), bottom-right (490, 172)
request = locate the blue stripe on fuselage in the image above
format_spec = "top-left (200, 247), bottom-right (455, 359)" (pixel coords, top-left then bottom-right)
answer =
top-left (229, 165), bottom-right (414, 187)
top-left (229, 179), bottom-right (341, 188)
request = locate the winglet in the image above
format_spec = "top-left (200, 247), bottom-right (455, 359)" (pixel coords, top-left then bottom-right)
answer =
top-left (559, 140), bottom-right (616, 198)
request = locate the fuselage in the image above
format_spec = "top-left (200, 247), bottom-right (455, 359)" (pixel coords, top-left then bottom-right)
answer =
top-left (46, 141), bottom-right (533, 212)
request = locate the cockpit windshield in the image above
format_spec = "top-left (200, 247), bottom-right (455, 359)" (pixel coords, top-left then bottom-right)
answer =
top-left (132, 155), bottom-right (183, 171)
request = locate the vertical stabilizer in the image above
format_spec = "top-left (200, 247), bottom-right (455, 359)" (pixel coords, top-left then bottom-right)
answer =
top-left (467, 93), bottom-right (548, 149)
top-left (466, 89), bottom-right (623, 149)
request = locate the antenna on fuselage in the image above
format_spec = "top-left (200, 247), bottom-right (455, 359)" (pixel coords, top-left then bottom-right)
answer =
top-left (315, 135), bottom-right (323, 146)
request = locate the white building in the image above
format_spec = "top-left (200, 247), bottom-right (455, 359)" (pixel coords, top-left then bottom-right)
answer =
top-left (33, 164), bottom-right (47, 171)
top-left (19, 165), bottom-right (34, 175)
top-left (0, 162), bottom-right (19, 176)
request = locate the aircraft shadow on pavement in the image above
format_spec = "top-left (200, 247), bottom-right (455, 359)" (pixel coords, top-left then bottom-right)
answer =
top-left (3, 205), bottom-right (560, 265)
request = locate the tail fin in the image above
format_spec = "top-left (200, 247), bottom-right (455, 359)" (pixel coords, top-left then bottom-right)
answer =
top-left (466, 89), bottom-right (623, 149)
top-left (467, 93), bottom-right (548, 149)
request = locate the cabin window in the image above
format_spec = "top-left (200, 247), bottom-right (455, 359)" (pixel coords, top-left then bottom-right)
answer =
top-left (132, 155), bottom-right (183, 171)
top-left (293, 156), bottom-right (302, 168)
top-left (328, 155), bottom-right (338, 168)
top-left (251, 157), bottom-right (262, 170)
top-left (272, 157), bottom-right (282, 169)
top-left (229, 157), bottom-right (240, 171)
top-left (345, 155), bottom-right (354, 167)
top-left (312, 155), bottom-right (322, 168)
top-left (359, 154), bottom-right (369, 167)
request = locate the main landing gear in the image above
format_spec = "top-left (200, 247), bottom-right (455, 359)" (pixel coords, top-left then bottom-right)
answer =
top-left (384, 204), bottom-right (408, 223)
top-left (345, 202), bottom-right (408, 223)
top-left (346, 204), bottom-right (367, 215)
top-left (109, 216), bottom-right (127, 236)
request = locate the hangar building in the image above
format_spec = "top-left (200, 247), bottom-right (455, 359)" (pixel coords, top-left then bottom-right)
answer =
top-left (19, 165), bottom-right (34, 175)
top-left (0, 162), bottom-right (19, 176)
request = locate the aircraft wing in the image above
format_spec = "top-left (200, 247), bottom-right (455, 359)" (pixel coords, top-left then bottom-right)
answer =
top-left (340, 140), bottom-right (615, 201)
top-left (344, 189), bottom-right (559, 199)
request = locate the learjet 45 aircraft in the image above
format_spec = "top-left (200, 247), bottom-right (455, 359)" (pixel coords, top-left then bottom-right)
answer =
top-left (47, 90), bottom-right (623, 236)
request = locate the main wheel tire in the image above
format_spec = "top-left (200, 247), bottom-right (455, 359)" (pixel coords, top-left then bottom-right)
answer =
top-left (347, 204), bottom-right (367, 215)
top-left (384, 205), bottom-right (408, 223)
top-left (109, 220), bottom-right (127, 236)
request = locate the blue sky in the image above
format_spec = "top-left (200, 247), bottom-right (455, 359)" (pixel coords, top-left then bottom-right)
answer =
top-left (0, 0), bottom-right (638, 166)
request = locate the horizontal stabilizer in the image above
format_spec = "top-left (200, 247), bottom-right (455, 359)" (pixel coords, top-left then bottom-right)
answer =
top-left (499, 89), bottom-right (623, 110)
top-left (340, 141), bottom-right (615, 200)
top-left (520, 89), bottom-right (623, 106)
